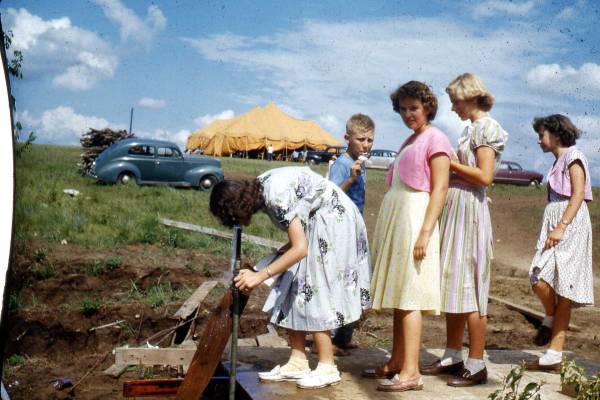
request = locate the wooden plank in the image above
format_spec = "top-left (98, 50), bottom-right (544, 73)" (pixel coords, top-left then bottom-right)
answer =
top-left (160, 218), bottom-right (284, 250)
top-left (103, 363), bottom-right (129, 378)
top-left (489, 295), bottom-right (581, 332)
top-left (175, 289), bottom-right (249, 400)
top-left (123, 378), bottom-right (184, 397)
top-left (173, 281), bottom-right (219, 320)
top-left (114, 347), bottom-right (196, 367)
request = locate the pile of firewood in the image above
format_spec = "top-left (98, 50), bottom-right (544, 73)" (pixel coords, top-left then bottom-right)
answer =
top-left (79, 128), bottom-right (135, 175)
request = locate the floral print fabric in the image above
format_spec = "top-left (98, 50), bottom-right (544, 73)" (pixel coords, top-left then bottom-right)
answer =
top-left (259, 167), bottom-right (372, 331)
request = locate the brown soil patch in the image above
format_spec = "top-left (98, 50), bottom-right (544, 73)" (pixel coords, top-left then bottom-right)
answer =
top-left (3, 186), bottom-right (599, 399)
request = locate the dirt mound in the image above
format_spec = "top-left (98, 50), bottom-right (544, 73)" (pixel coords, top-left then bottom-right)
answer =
top-left (3, 238), bottom-right (599, 399)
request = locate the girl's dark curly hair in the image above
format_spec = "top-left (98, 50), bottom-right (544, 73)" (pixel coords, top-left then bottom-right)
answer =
top-left (209, 179), bottom-right (264, 227)
top-left (390, 80), bottom-right (438, 120)
top-left (532, 114), bottom-right (581, 147)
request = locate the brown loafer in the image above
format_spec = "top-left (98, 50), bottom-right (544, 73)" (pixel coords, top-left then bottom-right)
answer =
top-left (420, 359), bottom-right (464, 376)
top-left (377, 376), bottom-right (423, 392)
top-left (447, 367), bottom-right (487, 387)
top-left (523, 359), bottom-right (560, 373)
top-left (533, 326), bottom-right (552, 346)
top-left (361, 365), bottom-right (399, 379)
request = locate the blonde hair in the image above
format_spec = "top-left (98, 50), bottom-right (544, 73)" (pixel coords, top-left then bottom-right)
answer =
top-left (446, 73), bottom-right (495, 111)
top-left (346, 113), bottom-right (375, 136)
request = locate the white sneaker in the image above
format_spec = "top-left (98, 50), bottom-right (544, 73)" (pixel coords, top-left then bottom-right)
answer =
top-left (258, 364), bottom-right (311, 382)
top-left (296, 368), bottom-right (342, 389)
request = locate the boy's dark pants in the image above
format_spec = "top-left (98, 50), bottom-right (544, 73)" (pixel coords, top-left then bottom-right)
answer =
top-left (332, 322), bottom-right (355, 348)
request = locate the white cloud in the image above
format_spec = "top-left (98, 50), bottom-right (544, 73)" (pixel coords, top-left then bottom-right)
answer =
top-left (556, 6), bottom-right (576, 19)
top-left (141, 128), bottom-right (190, 150)
top-left (4, 8), bottom-right (118, 91)
top-left (319, 114), bottom-right (343, 135)
top-left (93, 0), bottom-right (166, 48)
top-left (194, 110), bottom-right (235, 126)
top-left (18, 106), bottom-right (114, 145)
top-left (526, 63), bottom-right (600, 99)
top-left (183, 17), bottom-right (560, 150)
top-left (138, 97), bottom-right (166, 109)
top-left (472, 1), bottom-right (538, 18)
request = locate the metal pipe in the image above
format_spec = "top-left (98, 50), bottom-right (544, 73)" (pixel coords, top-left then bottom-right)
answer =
top-left (229, 225), bottom-right (242, 400)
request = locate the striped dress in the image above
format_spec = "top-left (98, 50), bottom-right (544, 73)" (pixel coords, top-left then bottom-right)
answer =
top-left (439, 116), bottom-right (508, 315)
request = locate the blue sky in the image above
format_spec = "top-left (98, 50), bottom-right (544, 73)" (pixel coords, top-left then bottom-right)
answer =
top-left (2, 0), bottom-right (600, 180)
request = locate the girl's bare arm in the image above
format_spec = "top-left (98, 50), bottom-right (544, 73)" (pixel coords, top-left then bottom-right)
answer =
top-left (545, 161), bottom-right (586, 248)
top-left (414, 153), bottom-right (450, 260)
top-left (235, 218), bottom-right (307, 290)
top-left (451, 146), bottom-right (496, 186)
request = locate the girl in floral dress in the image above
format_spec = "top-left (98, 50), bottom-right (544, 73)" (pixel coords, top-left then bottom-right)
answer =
top-left (209, 166), bottom-right (371, 389)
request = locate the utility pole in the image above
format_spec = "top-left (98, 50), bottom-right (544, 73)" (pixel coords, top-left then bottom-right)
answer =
top-left (129, 107), bottom-right (134, 134)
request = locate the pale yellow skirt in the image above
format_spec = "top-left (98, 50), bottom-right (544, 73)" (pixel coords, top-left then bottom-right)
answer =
top-left (370, 179), bottom-right (441, 314)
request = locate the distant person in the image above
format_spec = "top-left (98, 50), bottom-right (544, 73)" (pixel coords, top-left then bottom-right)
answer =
top-left (267, 144), bottom-right (274, 161)
top-left (524, 115), bottom-right (594, 372)
top-left (292, 149), bottom-right (300, 162)
top-left (420, 73), bottom-right (508, 387)
top-left (327, 113), bottom-right (375, 354)
top-left (363, 81), bottom-right (451, 393)
top-left (210, 167), bottom-right (371, 389)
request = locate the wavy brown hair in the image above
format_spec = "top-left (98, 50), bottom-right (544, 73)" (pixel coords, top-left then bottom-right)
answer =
top-left (390, 81), bottom-right (438, 120)
top-left (209, 179), bottom-right (265, 227)
top-left (533, 114), bottom-right (581, 147)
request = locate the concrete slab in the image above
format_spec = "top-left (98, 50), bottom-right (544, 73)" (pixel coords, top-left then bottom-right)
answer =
top-left (226, 347), bottom-right (600, 399)
top-left (256, 333), bottom-right (288, 348)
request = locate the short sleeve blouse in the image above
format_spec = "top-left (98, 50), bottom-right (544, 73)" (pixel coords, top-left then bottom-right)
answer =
top-left (457, 116), bottom-right (508, 171)
top-left (386, 126), bottom-right (453, 192)
top-left (258, 167), bottom-right (327, 229)
top-left (547, 147), bottom-right (593, 201)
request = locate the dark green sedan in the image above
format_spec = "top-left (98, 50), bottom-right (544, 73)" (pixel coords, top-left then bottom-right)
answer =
top-left (91, 138), bottom-right (224, 190)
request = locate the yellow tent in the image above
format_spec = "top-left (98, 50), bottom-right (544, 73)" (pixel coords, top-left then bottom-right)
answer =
top-left (186, 102), bottom-right (341, 156)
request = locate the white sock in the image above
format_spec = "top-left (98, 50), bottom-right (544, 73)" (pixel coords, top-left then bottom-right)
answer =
top-left (539, 349), bottom-right (562, 366)
top-left (465, 358), bottom-right (485, 375)
top-left (542, 315), bottom-right (554, 328)
top-left (315, 362), bottom-right (338, 374)
top-left (281, 355), bottom-right (309, 372)
top-left (440, 348), bottom-right (463, 366)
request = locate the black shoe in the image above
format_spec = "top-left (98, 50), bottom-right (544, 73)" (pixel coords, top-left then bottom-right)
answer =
top-left (420, 359), bottom-right (464, 376)
top-left (534, 325), bottom-right (552, 346)
top-left (447, 367), bottom-right (487, 387)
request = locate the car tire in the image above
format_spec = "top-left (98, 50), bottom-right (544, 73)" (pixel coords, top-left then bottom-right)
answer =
top-left (307, 159), bottom-right (317, 165)
top-left (118, 172), bottom-right (136, 185)
top-left (529, 179), bottom-right (540, 187)
top-left (198, 175), bottom-right (217, 191)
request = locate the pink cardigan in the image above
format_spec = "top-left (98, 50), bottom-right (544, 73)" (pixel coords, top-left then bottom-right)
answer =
top-left (547, 146), bottom-right (593, 201)
top-left (386, 126), bottom-right (452, 192)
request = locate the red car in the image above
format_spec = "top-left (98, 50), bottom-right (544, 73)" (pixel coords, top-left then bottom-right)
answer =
top-left (494, 161), bottom-right (543, 186)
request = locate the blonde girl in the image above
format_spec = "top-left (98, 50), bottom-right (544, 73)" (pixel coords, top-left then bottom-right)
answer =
top-left (420, 73), bottom-right (508, 387)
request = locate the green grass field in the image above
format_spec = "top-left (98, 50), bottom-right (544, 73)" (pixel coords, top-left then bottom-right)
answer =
top-left (13, 144), bottom-right (599, 269)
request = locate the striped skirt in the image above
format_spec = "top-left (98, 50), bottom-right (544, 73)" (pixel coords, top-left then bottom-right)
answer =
top-left (439, 184), bottom-right (493, 315)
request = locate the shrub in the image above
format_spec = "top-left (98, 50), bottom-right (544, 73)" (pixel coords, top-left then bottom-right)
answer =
top-left (561, 359), bottom-right (600, 399)
top-left (85, 259), bottom-right (104, 276)
top-left (81, 298), bottom-right (101, 316)
top-left (488, 363), bottom-right (544, 400)
top-left (34, 263), bottom-right (56, 280)
top-left (105, 256), bottom-right (123, 270)
top-left (33, 248), bottom-right (46, 263)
